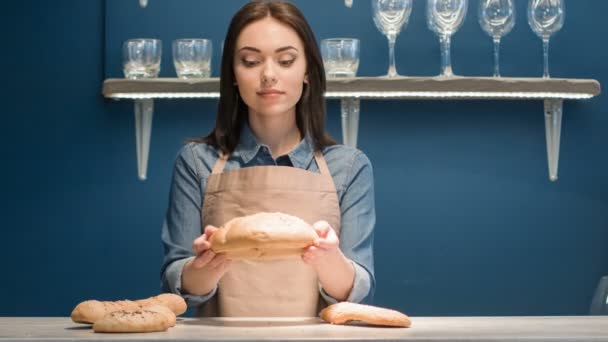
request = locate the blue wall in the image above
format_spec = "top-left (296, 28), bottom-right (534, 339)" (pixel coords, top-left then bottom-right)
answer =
top-left (1, 0), bottom-right (607, 317)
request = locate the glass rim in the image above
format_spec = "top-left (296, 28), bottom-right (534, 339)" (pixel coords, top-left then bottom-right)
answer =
top-left (173, 38), bottom-right (212, 43)
top-left (321, 38), bottom-right (360, 43)
top-left (123, 38), bottom-right (161, 44)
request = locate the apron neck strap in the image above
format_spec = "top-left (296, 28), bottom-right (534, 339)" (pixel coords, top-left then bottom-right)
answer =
top-left (211, 153), bottom-right (229, 175)
top-left (314, 151), bottom-right (330, 176)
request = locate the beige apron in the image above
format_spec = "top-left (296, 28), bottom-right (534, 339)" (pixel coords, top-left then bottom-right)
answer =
top-left (199, 151), bottom-right (341, 317)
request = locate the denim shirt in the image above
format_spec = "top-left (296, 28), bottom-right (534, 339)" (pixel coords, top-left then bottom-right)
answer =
top-left (161, 125), bottom-right (376, 309)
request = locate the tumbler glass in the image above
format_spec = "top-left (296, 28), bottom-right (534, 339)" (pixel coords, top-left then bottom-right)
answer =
top-left (172, 38), bottom-right (213, 79)
top-left (122, 38), bottom-right (162, 79)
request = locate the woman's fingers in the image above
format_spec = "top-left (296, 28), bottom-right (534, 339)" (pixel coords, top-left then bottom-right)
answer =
top-left (192, 236), bottom-right (211, 254)
top-left (208, 253), bottom-right (229, 269)
top-left (192, 250), bottom-right (232, 271)
top-left (192, 250), bottom-right (215, 268)
top-left (204, 225), bottom-right (219, 236)
top-left (312, 221), bottom-right (331, 238)
top-left (192, 225), bottom-right (220, 254)
top-left (302, 245), bottom-right (322, 262)
top-left (219, 259), bottom-right (232, 272)
top-left (312, 222), bottom-right (339, 250)
top-left (314, 238), bottom-right (337, 250)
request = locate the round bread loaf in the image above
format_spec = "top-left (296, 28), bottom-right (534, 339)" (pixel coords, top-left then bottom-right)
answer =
top-left (210, 212), bottom-right (317, 259)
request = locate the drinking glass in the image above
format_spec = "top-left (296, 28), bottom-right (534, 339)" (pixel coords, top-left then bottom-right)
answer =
top-left (172, 39), bottom-right (213, 78)
top-left (479, 0), bottom-right (515, 77)
top-left (321, 38), bottom-right (360, 78)
top-left (427, 0), bottom-right (468, 77)
top-left (122, 39), bottom-right (161, 79)
top-left (372, 0), bottom-right (413, 77)
top-left (527, 0), bottom-right (564, 78)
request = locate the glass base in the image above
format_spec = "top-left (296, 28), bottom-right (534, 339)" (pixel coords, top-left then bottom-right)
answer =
top-left (177, 72), bottom-right (211, 79)
top-left (123, 64), bottom-right (160, 79)
top-left (327, 71), bottom-right (356, 78)
top-left (176, 68), bottom-right (211, 79)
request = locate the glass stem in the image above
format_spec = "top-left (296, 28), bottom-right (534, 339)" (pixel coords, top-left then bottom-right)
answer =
top-left (493, 36), bottom-right (501, 77)
top-left (387, 34), bottom-right (397, 77)
top-left (439, 34), bottom-right (453, 77)
top-left (542, 37), bottom-right (550, 78)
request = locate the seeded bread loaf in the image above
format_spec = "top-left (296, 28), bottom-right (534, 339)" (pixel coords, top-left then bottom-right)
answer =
top-left (135, 293), bottom-right (187, 316)
top-left (71, 293), bottom-right (186, 324)
top-left (144, 304), bottom-right (177, 327)
top-left (93, 308), bottom-right (171, 333)
top-left (71, 300), bottom-right (140, 324)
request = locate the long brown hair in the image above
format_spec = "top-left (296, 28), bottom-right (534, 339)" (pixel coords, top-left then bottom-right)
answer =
top-left (196, 0), bottom-right (336, 154)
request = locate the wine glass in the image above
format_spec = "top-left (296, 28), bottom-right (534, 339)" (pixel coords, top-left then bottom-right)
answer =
top-left (426, 0), bottom-right (468, 77)
top-left (372, 0), bottom-right (413, 77)
top-left (527, 0), bottom-right (564, 78)
top-left (479, 0), bottom-right (515, 77)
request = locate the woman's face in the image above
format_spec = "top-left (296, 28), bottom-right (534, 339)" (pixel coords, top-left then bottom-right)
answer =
top-left (233, 16), bottom-right (308, 120)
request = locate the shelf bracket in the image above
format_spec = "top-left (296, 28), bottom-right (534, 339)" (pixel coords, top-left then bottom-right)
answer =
top-left (341, 98), bottom-right (360, 148)
top-left (134, 99), bottom-right (154, 181)
top-left (544, 98), bottom-right (563, 182)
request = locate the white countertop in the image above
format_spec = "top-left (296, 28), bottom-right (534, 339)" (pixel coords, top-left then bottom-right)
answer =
top-left (1, 316), bottom-right (607, 341)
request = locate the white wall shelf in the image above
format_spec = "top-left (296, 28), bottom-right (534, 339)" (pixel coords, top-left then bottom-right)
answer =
top-left (102, 77), bottom-right (601, 181)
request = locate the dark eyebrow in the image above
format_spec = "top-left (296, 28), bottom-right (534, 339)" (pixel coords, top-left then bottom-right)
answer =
top-left (237, 46), bottom-right (299, 53)
top-left (276, 46), bottom-right (298, 53)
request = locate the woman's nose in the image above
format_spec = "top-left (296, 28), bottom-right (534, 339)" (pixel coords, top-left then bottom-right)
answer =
top-left (261, 62), bottom-right (278, 85)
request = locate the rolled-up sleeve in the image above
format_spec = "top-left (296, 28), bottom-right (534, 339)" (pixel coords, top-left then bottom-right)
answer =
top-left (321, 150), bottom-right (375, 304)
top-left (160, 144), bottom-right (215, 307)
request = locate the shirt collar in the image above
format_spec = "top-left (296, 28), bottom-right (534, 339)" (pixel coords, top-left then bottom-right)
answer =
top-left (233, 123), bottom-right (315, 168)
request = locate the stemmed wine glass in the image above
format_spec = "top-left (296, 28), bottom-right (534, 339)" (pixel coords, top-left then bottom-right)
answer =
top-left (372, 0), bottom-right (413, 77)
top-left (426, 0), bottom-right (468, 77)
top-left (479, 0), bottom-right (515, 77)
top-left (527, 0), bottom-right (565, 78)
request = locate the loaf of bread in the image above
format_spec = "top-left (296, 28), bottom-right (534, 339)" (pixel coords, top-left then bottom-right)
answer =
top-left (71, 300), bottom-right (140, 324)
top-left (135, 293), bottom-right (187, 316)
top-left (71, 293), bottom-right (186, 324)
top-left (144, 304), bottom-right (177, 327)
top-left (210, 212), bottom-right (317, 259)
top-left (93, 308), bottom-right (172, 333)
top-left (320, 302), bottom-right (411, 328)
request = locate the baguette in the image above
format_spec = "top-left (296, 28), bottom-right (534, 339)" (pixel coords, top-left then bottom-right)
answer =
top-left (320, 302), bottom-right (411, 328)
top-left (71, 293), bottom-right (186, 324)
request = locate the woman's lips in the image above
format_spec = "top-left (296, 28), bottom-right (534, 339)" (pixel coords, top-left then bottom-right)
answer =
top-left (257, 89), bottom-right (285, 98)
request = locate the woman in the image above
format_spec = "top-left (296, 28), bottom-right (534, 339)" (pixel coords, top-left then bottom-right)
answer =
top-left (161, 0), bottom-right (375, 317)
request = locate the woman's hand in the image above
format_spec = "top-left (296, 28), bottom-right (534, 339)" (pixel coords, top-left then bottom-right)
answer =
top-left (181, 225), bottom-right (232, 296)
top-left (191, 225), bottom-right (231, 271)
top-left (302, 220), bottom-right (355, 302)
top-left (302, 221), bottom-right (342, 267)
